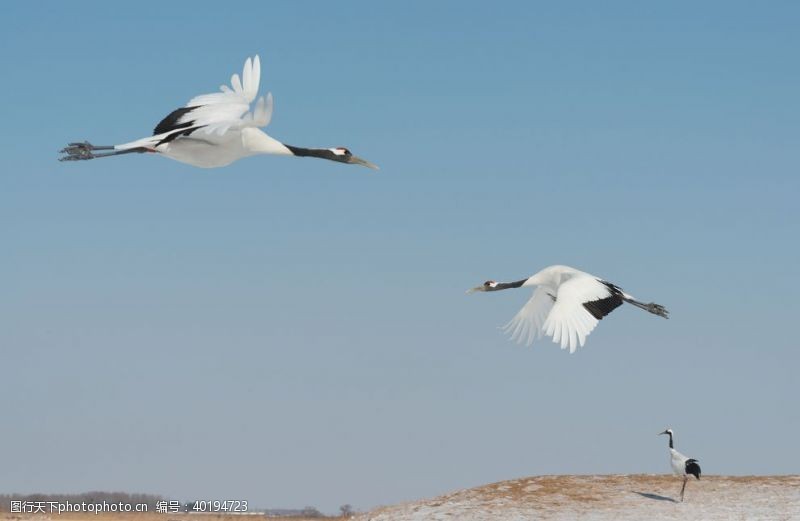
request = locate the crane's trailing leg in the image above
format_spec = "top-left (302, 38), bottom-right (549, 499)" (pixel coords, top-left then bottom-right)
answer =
top-left (622, 296), bottom-right (669, 318)
top-left (59, 142), bottom-right (113, 160)
top-left (59, 142), bottom-right (149, 161)
top-left (679, 475), bottom-right (687, 502)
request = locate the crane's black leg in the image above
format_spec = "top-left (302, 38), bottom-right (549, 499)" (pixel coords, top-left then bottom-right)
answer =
top-left (59, 142), bottom-right (149, 161)
top-left (622, 296), bottom-right (669, 318)
top-left (680, 476), bottom-right (687, 502)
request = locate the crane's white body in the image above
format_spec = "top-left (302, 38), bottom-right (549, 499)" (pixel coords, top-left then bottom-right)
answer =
top-left (669, 447), bottom-right (690, 476)
top-left (506, 265), bottom-right (646, 353)
top-left (141, 127), bottom-right (291, 168)
top-left (115, 56), bottom-right (289, 168)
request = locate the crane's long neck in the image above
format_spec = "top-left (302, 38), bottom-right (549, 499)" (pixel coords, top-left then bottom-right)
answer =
top-left (493, 279), bottom-right (528, 291)
top-left (667, 432), bottom-right (674, 449)
top-left (283, 143), bottom-right (341, 161)
top-left (242, 128), bottom-right (292, 156)
top-left (284, 144), bottom-right (333, 159)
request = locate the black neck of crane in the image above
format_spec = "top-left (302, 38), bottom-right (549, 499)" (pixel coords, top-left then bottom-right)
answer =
top-left (495, 279), bottom-right (528, 290)
top-left (667, 432), bottom-right (674, 449)
top-left (284, 144), bottom-right (333, 160)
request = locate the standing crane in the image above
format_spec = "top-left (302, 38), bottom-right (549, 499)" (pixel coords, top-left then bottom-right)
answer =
top-left (59, 55), bottom-right (378, 170)
top-left (659, 428), bottom-right (701, 502)
top-left (467, 264), bottom-right (668, 353)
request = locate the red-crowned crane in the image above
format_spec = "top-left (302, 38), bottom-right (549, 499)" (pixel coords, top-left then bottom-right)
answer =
top-left (468, 264), bottom-right (668, 353)
top-left (659, 428), bottom-right (701, 502)
top-left (60, 55), bottom-right (377, 170)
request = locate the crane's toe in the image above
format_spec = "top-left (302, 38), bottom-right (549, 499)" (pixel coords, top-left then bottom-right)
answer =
top-left (648, 303), bottom-right (669, 318)
top-left (59, 141), bottom-right (96, 161)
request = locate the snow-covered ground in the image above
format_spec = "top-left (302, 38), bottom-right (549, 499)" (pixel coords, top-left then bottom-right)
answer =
top-left (359, 475), bottom-right (800, 521)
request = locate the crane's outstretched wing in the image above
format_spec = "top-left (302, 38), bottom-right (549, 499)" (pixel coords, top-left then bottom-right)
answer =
top-left (542, 276), bottom-right (623, 353)
top-left (179, 55), bottom-right (273, 134)
top-left (502, 285), bottom-right (556, 346)
top-left (124, 56), bottom-right (273, 150)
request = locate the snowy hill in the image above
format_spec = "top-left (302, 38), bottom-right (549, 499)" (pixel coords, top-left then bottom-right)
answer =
top-left (359, 475), bottom-right (800, 521)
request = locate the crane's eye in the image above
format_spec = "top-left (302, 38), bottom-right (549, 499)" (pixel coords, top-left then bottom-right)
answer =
top-left (484, 281), bottom-right (493, 286)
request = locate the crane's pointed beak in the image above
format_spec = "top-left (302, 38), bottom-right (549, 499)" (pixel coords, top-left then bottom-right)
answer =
top-left (466, 285), bottom-right (485, 294)
top-left (348, 155), bottom-right (379, 170)
top-left (658, 430), bottom-right (668, 435)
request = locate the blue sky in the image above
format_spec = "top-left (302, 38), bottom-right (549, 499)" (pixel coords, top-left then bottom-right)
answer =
top-left (1, 0), bottom-right (798, 513)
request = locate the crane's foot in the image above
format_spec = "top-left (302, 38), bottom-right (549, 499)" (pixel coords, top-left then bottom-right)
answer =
top-left (647, 303), bottom-right (669, 319)
top-left (60, 141), bottom-right (96, 161)
top-left (59, 141), bottom-right (113, 161)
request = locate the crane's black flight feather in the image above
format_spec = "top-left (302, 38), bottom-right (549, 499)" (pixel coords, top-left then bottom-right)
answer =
top-left (155, 126), bottom-right (206, 146)
top-left (153, 106), bottom-right (199, 136)
top-left (582, 281), bottom-right (624, 320)
top-left (685, 459), bottom-right (701, 480)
